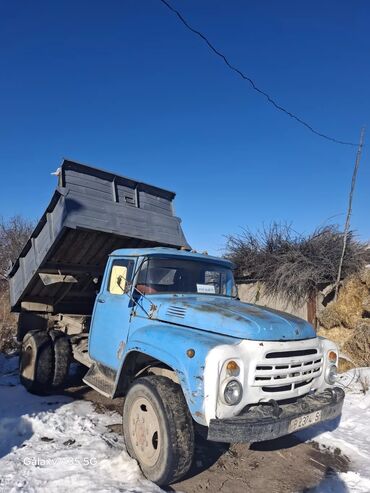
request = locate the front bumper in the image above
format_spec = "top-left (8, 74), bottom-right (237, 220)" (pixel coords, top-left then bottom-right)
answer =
top-left (207, 387), bottom-right (344, 443)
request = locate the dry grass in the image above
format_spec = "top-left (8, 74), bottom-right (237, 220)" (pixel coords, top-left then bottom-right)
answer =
top-left (318, 305), bottom-right (344, 330)
top-left (356, 319), bottom-right (370, 332)
top-left (360, 267), bottom-right (370, 289)
top-left (0, 286), bottom-right (18, 353)
top-left (337, 357), bottom-right (355, 373)
top-left (317, 328), bottom-right (355, 373)
top-left (337, 276), bottom-right (368, 327)
top-left (318, 275), bottom-right (368, 330)
top-left (362, 295), bottom-right (370, 313)
top-left (359, 374), bottom-right (370, 394)
top-left (342, 320), bottom-right (370, 367)
top-left (317, 326), bottom-right (353, 346)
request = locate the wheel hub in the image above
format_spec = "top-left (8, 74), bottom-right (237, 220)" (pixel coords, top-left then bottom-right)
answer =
top-left (128, 396), bottom-right (161, 467)
top-left (21, 345), bottom-right (34, 380)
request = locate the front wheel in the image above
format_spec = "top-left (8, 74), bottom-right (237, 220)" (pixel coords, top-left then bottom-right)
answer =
top-left (122, 375), bottom-right (194, 486)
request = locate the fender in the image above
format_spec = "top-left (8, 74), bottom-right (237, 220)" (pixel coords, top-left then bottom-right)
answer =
top-left (115, 319), bottom-right (239, 425)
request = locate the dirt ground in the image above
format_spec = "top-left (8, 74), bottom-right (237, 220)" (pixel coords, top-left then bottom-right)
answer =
top-left (63, 377), bottom-right (349, 493)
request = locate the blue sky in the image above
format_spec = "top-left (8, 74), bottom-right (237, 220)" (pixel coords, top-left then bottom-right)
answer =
top-left (1, 0), bottom-right (369, 255)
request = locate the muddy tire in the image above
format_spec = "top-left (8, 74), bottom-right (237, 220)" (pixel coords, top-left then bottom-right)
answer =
top-left (123, 375), bottom-right (194, 486)
top-left (49, 330), bottom-right (71, 389)
top-left (19, 330), bottom-right (54, 394)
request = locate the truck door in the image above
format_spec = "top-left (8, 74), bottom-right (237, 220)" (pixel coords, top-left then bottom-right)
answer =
top-left (88, 257), bottom-right (136, 371)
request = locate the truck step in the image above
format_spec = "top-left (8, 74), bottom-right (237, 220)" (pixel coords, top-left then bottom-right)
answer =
top-left (71, 335), bottom-right (93, 368)
top-left (83, 364), bottom-right (115, 398)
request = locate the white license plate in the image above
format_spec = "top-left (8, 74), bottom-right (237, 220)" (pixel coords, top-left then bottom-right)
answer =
top-left (288, 410), bottom-right (322, 433)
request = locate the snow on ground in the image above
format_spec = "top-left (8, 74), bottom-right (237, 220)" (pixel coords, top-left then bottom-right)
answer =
top-left (1, 353), bottom-right (370, 493)
top-left (299, 367), bottom-right (370, 493)
top-left (0, 354), bottom-right (162, 493)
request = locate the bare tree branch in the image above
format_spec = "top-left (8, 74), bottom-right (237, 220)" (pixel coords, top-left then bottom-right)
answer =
top-left (226, 222), bottom-right (366, 307)
top-left (0, 215), bottom-right (34, 279)
top-left (0, 215), bottom-right (34, 352)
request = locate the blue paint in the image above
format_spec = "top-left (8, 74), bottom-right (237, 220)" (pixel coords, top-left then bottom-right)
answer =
top-left (88, 248), bottom-right (316, 422)
top-left (89, 256), bottom-right (137, 370)
top-left (120, 318), bottom-right (238, 420)
top-left (110, 247), bottom-right (234, 268)
top-left (152, 294), bottom-right (316, 341)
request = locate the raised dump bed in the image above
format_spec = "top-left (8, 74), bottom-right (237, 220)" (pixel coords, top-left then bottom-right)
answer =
top-left (8, 159), bottom-right (190, 315)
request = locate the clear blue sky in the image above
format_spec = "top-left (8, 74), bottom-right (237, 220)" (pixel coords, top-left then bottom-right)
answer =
top-left (1, 0), bottom-right (369, 255)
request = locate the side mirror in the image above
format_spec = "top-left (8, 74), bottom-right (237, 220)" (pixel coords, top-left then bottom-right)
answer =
top-left (109, 265), bottom-right (128, 295)
top-left (117, 275), bottom-right (132, 294)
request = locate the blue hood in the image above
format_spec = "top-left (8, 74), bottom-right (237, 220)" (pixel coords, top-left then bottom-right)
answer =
top-left (151, 295), bottom-right (316, 341)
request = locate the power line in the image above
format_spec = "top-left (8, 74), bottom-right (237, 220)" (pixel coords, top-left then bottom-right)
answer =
top-left (159, 0), bottom-right (357, 147)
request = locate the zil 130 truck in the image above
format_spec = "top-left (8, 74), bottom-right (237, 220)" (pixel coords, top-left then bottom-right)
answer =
top-left (8, 159), bottom-right (344, 486)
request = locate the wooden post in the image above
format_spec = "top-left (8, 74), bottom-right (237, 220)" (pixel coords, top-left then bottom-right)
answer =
top-left (307, 290), bottom-right (317, 328)
top-left (334, 127), bottom-right (365, 300)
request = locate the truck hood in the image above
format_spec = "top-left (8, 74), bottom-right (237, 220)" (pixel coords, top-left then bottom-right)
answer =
top-left (151, 295), bottom-right (315, 341)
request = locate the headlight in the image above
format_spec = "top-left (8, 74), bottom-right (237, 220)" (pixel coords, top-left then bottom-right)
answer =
top-left (223, 379), bottom-right (243, 405)
top-left (325, 365), bottom-right (338, 385)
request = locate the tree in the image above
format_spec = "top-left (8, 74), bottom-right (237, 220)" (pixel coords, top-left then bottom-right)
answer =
top-left (0, 215), bottom-right (34, 279)
top-left (0, 215), bottom-right (34, 352)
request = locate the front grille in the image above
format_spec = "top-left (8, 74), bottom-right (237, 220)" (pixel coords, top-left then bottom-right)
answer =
top-left (254, 348), bottom-right (323, 393)
top-left (265, 349), bottom-right (318, 359)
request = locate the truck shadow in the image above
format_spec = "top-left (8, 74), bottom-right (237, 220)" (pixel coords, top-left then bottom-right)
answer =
top-left (303, 467), bottom-right (349, 492)
top-left (165, 434), bottom-right (230, 491)
top-left (165, 419), bottom-right (348, 491)
top-left (295, 416), bottom-right (341, 442)
top-left (0, 413), bottom-right (34, 459)
top-left (250, 433), bottom-right (303, 451)
top-left (0, 356), bottom-right (72, 459)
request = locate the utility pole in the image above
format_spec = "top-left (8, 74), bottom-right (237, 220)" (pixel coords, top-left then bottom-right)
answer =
top-left (334, 127), bottom-right (365, 300)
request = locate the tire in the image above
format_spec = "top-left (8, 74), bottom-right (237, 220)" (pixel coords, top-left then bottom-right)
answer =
top-left (49, 330), bottom-right (71, 389)
top-left (123, 375), bottom-right (194, 486)
top-left (19, 330), bottom-right (54, 394)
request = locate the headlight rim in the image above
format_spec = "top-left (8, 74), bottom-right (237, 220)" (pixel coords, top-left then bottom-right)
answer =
top-left (222, 378), bottom-right (243, 406)
top-left (325, 364), bottom-right (338, 385)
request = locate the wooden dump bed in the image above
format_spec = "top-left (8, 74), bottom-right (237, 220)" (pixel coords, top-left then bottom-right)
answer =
top-left (8, 159), bottom-right (190, 314)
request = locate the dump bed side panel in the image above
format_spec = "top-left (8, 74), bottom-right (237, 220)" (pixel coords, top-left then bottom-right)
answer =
top-left (8, 160), bottom-right (190, 314)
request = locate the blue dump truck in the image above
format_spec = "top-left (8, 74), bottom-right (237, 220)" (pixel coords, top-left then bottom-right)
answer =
top-left (8, 160), bottom-right (344, 486)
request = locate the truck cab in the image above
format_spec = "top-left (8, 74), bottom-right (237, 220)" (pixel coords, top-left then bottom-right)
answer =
top-left (81, 247), bottom-right (343, 485)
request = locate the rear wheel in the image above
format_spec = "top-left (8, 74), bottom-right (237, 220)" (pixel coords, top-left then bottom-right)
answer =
top-left (19, 331), bottom-right (54, 394)
top-left (49, 330), bottom-right (71, 388)
top-left (123, 375), bottom-right (194, 486)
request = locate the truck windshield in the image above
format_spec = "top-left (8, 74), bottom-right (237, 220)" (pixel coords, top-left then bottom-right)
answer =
top-left (136, 257), bottom-right (237, 297)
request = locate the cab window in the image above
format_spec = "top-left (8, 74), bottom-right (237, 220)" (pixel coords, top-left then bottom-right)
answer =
top-left (108, 259), bottom-right (135, 295)
top-left (135, 257), bottom-right (236, 297)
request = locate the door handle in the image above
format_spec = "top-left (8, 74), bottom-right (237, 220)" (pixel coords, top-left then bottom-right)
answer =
top-left (97, 298), bottom-right (105, 303)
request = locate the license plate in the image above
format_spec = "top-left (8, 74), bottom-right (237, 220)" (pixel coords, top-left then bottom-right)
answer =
top-left (288, 410), bottom-right (322, 433)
